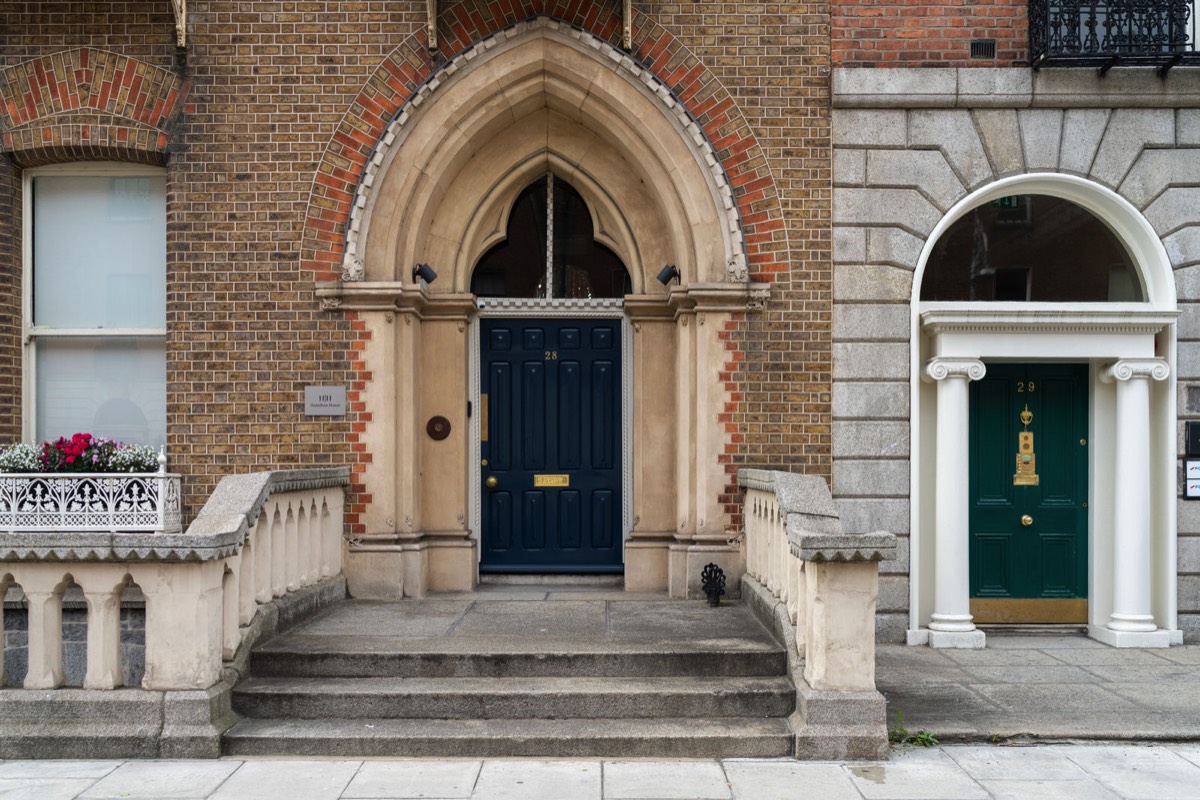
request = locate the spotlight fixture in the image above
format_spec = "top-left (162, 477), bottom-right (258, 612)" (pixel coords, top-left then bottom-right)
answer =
top-left (413, 263), bottom-right (438, 284)
top-left (655, 264), bottom-right (680, 286)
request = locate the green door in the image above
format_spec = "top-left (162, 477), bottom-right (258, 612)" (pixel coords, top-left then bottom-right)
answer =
top-left (969, 363), bottom-right (1088, 624)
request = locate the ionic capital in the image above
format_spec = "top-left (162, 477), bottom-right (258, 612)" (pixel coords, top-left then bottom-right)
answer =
top-left (1101, 358), bottom-right (1170, 384)
top-left (922, 357), bottom-right (986, 384)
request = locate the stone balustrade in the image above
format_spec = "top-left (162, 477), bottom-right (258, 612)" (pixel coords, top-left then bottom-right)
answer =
top-left (0, 468), bottom-right (349, 693)
top-left (739, 468), bottom-right (896, 759)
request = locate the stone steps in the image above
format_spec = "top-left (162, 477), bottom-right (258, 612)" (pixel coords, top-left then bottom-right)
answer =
top-left (249, 635), bottom-right (787, 678)
top-left (223, 717), bottom-right (795, 758)
top-left (226, 605), bottom-right (798, 758)
top-left (232, 675), bottom-right (795, 719)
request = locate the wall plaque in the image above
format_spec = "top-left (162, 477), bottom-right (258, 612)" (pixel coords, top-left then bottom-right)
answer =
top-left (304, 386), bottom-right (347, 416)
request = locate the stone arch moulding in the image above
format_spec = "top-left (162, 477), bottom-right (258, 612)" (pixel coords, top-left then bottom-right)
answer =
top-left (301, 6), bottom-right (787, 289)
top-left (339, 18), bottom-right (748, 290)
top-left (911, 173), bottom-right (1177, 310)
top-left (908, 172), bottom-right (1180, 649)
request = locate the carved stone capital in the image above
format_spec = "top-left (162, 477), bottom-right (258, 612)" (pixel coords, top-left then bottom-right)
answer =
top-left (726, 256), bottom-right (749, 283)
top-left (922, 357), bottom-right (986, 383)
top-left (746, 285), bottom-right (770, 311)
top-left (1101, 358), bottom-right (1170, 384)
top-left (341, 254), bottom-right (365, 282)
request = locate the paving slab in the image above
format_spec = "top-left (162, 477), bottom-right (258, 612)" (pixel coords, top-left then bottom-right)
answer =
top-left (472, 760), bottom-right (601, 799)
top-left (877, 637), bottom-right (1200, 743)
top-left (1063, 745), bottom-right (1200, 799)
top-left (207, 760), bottom-right (360, 800)
top-left (942, 745), bottom-right (1091, 780)
top-left (723, 761), bottom-right (861, 800)
top-left (960, 665), bottom-right (1100, 684)
top-left (969, 683), bottom-right (1143, 714)
top-left (1154, 647), bottom-right (1200, 664)
top-left (846, 748), bottom-right (990, 799)
top-left (603, 761), bottom-right (730, 799)
top-left (79, 760), bottom-right (243, 799)
top-left (975, 778), bottom-right (1121, 799)
top-left (979, 635), bottom-right (1108, 650)
top-left (1172, 744), bottom-right (1200, 768)
top-left (1080, 665), bottom-right (1200, 682)
top-left (937, 649), bottom-right (1066, 667)
top-left (342, 760), bottom-right (482, 799)
top-left (0, 778), bottom-right (98, 800)
top-left (0, 761), bottom-right (121, 779)
top-left (1040, 648), bottom-right (1176, 666)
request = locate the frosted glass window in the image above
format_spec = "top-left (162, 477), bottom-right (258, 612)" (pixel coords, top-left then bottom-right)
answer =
top-left (27, 167), bottom-right (167, 449)
top-left (32, 174), bottom-right (166, 329)
top-left (34, 338), bottom-right (166, 448)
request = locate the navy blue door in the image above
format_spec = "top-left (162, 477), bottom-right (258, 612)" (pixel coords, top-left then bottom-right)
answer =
top-left (479, 318), bottom-right (623, 572)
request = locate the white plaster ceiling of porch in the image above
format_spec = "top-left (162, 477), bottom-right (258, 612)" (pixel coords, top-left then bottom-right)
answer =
top-left (351, 21), bottom-right (743, 293)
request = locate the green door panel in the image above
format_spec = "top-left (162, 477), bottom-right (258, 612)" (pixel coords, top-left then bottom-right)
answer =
top-left (969, 363), bottom-right (1088, 601)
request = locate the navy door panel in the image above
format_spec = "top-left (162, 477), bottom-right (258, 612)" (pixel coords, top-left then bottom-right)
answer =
top-left (480, 318), bottom-right (623, 572)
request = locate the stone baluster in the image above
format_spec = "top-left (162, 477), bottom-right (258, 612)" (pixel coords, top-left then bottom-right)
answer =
top-left (285, 504), bottom-right (299, 592)
top-left (21, 567), bottom-right (68, 689)
top-left (308, 498), bottom-right (323, 585)
top-left (253, 513), bottom-right (272, 605)
top-left (80, 566), bottom-right (129, 690)
top-left (270, 505), bottom-right (286, 598)
top-left (239, 539), bottom-right (257, 626)
top-left (221, 562), bottom-right (240, 660)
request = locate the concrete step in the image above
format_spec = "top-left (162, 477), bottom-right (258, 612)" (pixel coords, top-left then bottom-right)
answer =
top-left (222, 716), bottom-right (795, 758)
top-left (231, 675), bottom-right (795, 720)
top-left (250, 635), bottom-right (786, 679)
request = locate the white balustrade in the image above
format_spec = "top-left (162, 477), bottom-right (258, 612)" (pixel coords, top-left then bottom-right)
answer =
top-left (739, 468), bottom-right (896, 694)
top-left (0, 469), bottom-right (347, 692)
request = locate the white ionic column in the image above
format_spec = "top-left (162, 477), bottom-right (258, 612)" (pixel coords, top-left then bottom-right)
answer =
top-left (1096, 358), bottom-right (1170, 647)
top-left (923, 357), bottom-right (987, 648)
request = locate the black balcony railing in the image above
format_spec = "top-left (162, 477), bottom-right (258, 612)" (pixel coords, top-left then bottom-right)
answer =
top-left (1030, 0), bottom-right (1200, 73)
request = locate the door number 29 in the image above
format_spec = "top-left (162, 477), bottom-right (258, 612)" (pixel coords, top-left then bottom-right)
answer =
top-left (1017, 381), bottom-right (1035, 393)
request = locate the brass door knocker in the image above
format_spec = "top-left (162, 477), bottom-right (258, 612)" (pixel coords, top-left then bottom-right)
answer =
top-left (1014, 403), bottom-right (1039, 486)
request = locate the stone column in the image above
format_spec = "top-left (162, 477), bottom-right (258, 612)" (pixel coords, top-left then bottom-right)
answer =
top-left (1097, 358), bottom-right (1170, 646)
top-left (923, 357), bottom-right (986, 648)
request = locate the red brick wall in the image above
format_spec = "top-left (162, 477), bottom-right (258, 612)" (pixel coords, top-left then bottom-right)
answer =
top-left (0, 159), bottom-right (20, 444)
top-left (833, 0), bottom-right (1027, 67)
top-left (2, 1), bottom-right (833, 532)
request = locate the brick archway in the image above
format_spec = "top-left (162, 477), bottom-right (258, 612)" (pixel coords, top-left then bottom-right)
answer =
top-left (300, 2), bottom-right (784, 284)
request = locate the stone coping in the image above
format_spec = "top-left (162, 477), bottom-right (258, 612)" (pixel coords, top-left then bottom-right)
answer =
top-left (833, 66), bottom-right (1200, 108)
top-left (0, 468), bottom-right (350, 564)
top-left (738, 468), bottom-right (896, 564)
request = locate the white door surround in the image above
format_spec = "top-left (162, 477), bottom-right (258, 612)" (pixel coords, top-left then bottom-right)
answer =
top-left (909, 175), bottom-right (1181, 649)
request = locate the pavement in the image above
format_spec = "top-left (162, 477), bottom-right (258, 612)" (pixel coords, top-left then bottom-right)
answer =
top-left (876, 633), bottom-right (1200, 742)
top-left (4, 744), bottom-right (1200, 798)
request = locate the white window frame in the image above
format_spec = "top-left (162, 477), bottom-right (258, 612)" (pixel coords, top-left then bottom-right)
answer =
top-left (21, 162), bottom-right (168, 444)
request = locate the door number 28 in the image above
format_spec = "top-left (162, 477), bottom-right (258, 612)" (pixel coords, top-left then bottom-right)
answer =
top-left (1017, 381), bottom-right (1035, 393)
top-left (544, 350), bottom-right (558, 360)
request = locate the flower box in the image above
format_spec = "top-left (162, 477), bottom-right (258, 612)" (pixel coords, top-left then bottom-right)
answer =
top-left (0, 472), bottom-right (182, 534)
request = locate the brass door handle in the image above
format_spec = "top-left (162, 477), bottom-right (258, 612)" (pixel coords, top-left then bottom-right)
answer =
top-left (485, 476), bottom-right (499, 489)
top-left (1021, 514), bottom-right (1033, 527)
